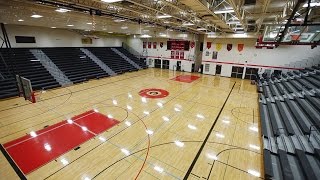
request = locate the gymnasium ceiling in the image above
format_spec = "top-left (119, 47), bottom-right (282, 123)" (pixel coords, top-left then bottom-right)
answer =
top-left (0, 0), bottom-right (319, 38)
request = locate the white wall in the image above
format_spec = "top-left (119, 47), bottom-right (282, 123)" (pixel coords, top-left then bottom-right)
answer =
top-left (202, 38), bottom-right (320, 69)
top-left (2, 24), bottom-right (126, 48)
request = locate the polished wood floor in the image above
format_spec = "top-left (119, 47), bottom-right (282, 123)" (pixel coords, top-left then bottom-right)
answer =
top-left (0, 69), bottom-right (262, 180)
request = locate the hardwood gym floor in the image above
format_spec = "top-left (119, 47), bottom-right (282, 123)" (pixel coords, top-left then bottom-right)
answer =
top-left (0, 68), bottom-right (262, 180)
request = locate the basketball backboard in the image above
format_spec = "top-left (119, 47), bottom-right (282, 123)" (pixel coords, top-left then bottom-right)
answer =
top-left (16, 75), bottom-right (34, 102)
top-left (262, 24), bottom-right (320, 45)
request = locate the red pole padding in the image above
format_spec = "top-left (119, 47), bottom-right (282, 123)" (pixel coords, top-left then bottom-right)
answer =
top-left (31, 92), bottom-right (36, 103)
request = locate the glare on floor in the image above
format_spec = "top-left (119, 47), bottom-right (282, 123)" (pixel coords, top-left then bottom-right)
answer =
top-left (154, 166), bottom-right (164, 173)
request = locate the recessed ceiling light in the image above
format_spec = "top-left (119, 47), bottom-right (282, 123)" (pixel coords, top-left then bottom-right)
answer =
top-left (31, 14), bottom-right (43, 18)
top-left (55, 8), bottom-right (71, 13)
top-left (18, 19), bottom-right (24, 22)
top-left (108, 32), bottom-right (113, 33)
top-left (86, 22), bottom-right (93, 25)
top-left (67, 24), bottom-right (74, 27)
top-left (121, 26), bottom-right (128, 29)
top-left (51, 27), bottom-right (57, 28)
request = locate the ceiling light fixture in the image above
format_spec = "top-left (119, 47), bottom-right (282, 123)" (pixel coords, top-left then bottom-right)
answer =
top-left (182, 22), bottom-right (194, 26)
top-left (303, 2), bottom-right (320, 7)
top-left (121, 26), bottom-right (128, 29)
top-left (214, 9), bottom-right (235, 14)
top-left (18, 19), bottom-right (24, 22)
top-left (157, 14), bottom-right (172, 19)
top-left (86, 22), bottom-right (93, 25)
top-left (196, 28), bottom-right (206, 31)
top-left (55, 8), bottom-right (71, 13)
top-left (51, 27), bottom-right (57, 29)
top-left (31, 14), bottom-right (43, 18)
top-left (140, 34), bottom-right (152, 38)
top-left (67, 24), bottom-right (74, 27)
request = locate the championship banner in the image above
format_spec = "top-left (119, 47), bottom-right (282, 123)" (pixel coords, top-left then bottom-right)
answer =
top-left (207, 42), bottom-right (212, 49)
top-left (175, 51), bottom-right (180, 59)
top-left (238, 44), bottom-right (244, 52)
top-left (148, 42), bottom-right (152, 49)
top-left (227, 44), bottom-right (233, 51)
top-left (171, 51), bottom-right (175, 58)
top-left (143, 42), bottom-right (146, 49)
top-left (216, 43), bottom-right (222, 51)
top-left (153, 42), bottom-right (157, 49)
top-left (190, 41), bottom-right (195, 48)
top-left (180, 51), bottom-right (184, 59)
top-left (160, 42), bottom-right (164, 48)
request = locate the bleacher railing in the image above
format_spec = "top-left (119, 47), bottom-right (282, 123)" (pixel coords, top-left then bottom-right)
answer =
top-left (122, 42), bottom-right (143, 59)
top-left (31, 49), bottom-right (67, 82)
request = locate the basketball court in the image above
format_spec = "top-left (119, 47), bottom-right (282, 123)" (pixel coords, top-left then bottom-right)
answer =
top-left (0, 0), bottom-right (320, 180)
top-left (0, 69), bottom-right (261, 179)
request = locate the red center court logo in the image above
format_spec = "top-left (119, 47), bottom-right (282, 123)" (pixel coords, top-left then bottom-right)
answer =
top-left (139, 88), bottom-right (169, 99)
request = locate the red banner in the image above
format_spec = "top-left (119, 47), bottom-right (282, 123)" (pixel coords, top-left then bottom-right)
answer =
top-left (227, 44), bottom-right (233, 51)
top-left (190, 42), bottom-right (195, 48)
top-left (143, 42), bottom-right (146, 49)
top-left (148, 42), bottom-right (151, 49)
top-left (207, 42), bottom-right (212, 49)
top-left (171, 51), bottom-right (175, 58)
top-left (153, 42), bottom-right (157, 49)
top-left (180, 51), bottom-right (184, 59)
top-left (238, 44), bottom-right (244, 52)
top-left (175, 51), bottom-right (179, 59)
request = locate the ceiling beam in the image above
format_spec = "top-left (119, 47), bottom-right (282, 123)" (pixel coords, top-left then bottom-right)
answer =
top-left (124, 0), bottom-right (203, 33)
top-left (256, 0), bottom-right (271, 33)
top-left (227, 0), bottom-right (246, 31)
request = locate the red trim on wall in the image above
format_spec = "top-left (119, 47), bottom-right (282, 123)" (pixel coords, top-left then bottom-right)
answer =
top-left (145, 56), bottom-right (303, 70)
top-left (202, 60), bottom-right (303, 70)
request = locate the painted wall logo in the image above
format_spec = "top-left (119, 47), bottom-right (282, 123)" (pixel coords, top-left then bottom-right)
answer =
top-left (139, 88), bottom-right (169, 99)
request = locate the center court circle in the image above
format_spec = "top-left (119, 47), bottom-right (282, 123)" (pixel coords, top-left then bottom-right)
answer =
top-left (138, 88), bottom-right (169, 99)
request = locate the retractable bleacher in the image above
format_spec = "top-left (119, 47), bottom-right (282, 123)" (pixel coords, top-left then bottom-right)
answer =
top-left (258, 66), bottom-right (320, 180)
top-left (86, 47), bottom-right (137, 74)
top-left (115, 47), bottom-right (148, 69)
top-left (0, 48), bottom-right (60, 99)
top-left (41, 47), bottom-right (109, 83)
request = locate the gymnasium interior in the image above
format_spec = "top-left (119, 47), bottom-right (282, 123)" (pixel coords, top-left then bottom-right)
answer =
top-left (0, 0), bottom-right (320, 179)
